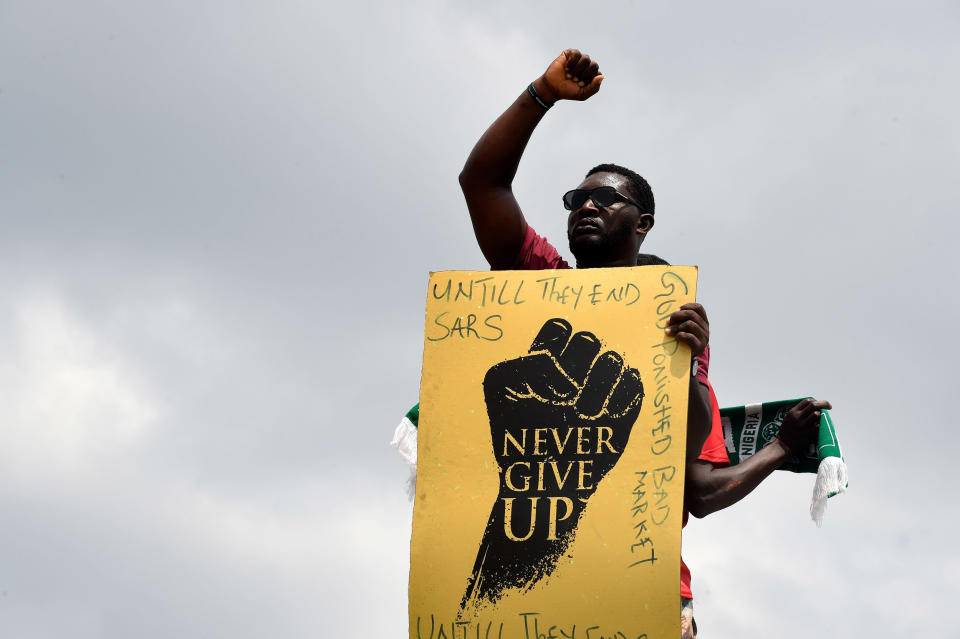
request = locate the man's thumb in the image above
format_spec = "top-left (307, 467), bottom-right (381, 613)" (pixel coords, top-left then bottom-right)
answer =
top-left (582, 74), bottom-right (604, 98)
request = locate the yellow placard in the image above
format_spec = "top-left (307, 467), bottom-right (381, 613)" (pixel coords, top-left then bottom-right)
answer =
top-left (411, 266), bottom-right (697, 639)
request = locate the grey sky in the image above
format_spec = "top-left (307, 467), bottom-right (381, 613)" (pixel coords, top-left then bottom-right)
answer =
top-left (1, 0), bottom-right (958, 636)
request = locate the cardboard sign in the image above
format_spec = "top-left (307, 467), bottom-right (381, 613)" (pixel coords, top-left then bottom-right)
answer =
top-left (411, 266), bottom-right (697, 639)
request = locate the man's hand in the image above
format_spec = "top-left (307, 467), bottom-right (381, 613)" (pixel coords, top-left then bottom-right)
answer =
top-left (687, 397), bottom-right (836, 517)
top-left (666, 302), bottom-right (709, 358)
top-left (535, 49), bottom-right (604, 103)
top-left (775, 398), bottom-right (833, 456)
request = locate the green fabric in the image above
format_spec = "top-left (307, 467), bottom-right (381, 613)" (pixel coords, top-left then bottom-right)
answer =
top-left (406, 403), bottom-right (419, 428)
top-left (719, 398), bottom-right (843, 473)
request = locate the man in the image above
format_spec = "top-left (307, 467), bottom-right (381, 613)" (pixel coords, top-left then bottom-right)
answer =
top-left (457, 49), bottom-right (831, 637)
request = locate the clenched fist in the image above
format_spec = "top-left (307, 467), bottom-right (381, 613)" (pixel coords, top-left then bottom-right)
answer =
top-left (461, 318), bottom-right (644, 609)
top-left (534, 49), bottom-right (604, 104)
top-left (776, 397), bottom-right (833, 456)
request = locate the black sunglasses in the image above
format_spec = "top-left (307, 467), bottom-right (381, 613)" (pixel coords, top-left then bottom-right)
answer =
top-left (562, 186), bottom-right (644, 212)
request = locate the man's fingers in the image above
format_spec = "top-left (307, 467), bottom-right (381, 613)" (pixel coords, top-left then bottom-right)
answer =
top-left (782, 398), bottom-right (832, 446)
top-left (809, 401), bottom-right (832, 424)
top-left (574, 61), bottom-right (600, 85)
top-left (557, 331), bottom-right (602, 384)
top-left (665, 319), bottom-right (706, 341)
top-left (571, 55), bottom-right (591, 79)
top-left (568, 55), bottom-right (600, 88)
top-left (529, 318), bottom-right (572, 358)
top-left (575, 351), bottom-right (623, 417)
top-left (546, 48), bottom-right (604, 99)
top-left (793, 398), bottom-right (832, 418)
top-left (580, 75), bottom-right (603, 99)
top-left (665, 308), bottom-right (708, 355)
top-left (777, 398), bottom-right (833, 456)
top-left (671, 331), bottom-right (706, 355)
top-left (788, 401), bottom-right (816, 423)
top-left (564, 49), bottom-right (582, 76)
top-left (678, 302), bottom-right (708, 323)
top-left (667, 308), bottom-right (708, 329)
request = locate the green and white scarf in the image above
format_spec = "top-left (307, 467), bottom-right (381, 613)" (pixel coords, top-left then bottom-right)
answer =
top-left (393, 399), bottom-right (847, 524)
top-left (719, 398), bottom-right (847, 526)
top-left (391, 404), bottom-right (419, 499)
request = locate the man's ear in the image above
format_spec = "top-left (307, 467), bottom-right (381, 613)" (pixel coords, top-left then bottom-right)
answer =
top-left (636, 213), bottom-right (654, 235)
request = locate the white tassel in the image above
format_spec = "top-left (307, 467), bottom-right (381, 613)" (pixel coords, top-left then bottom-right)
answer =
top-left (810, 456), bottom-right (848, 526)
top-left (391, 417), bottom-right (418, 500)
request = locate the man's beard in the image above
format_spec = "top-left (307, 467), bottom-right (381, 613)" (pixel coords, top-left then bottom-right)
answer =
top-left (568, 222), bottom-right (634, 265)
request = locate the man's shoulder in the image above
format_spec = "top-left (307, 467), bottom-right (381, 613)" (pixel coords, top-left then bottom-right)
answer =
top-left (513, 224), bottom-right (571, 270)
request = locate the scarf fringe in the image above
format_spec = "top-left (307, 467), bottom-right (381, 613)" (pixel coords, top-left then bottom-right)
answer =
top-left (810, 456), bottom-right (847, 526)
top-left (391, 417), bottom-right (418, 500)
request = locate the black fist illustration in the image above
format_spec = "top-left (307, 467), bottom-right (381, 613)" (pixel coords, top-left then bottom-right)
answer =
top-left (461, 318), bottom-right (645, 609)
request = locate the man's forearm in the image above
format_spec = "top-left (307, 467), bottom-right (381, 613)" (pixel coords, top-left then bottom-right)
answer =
top-left (458, 79), bottom-right (554, 269)
top-left (459, 77), bottom-right (554, 190)
top-left (457, 51), bottom-right (603, 269)
top-left (686, 441), bottom-right (790, 518)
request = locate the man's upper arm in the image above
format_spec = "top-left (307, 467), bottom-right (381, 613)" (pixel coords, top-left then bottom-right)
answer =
top-left (459, 181), bottom-right (528, 269)
top-left (685, 458), bottom-right (727, 519)
top-left (685, 377), bottom-right (731, 517)
top-left (686, 459), bottom-right (716, 485)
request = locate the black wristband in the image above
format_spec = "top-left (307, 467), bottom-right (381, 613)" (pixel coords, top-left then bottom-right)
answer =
top-left (527, 82), bottom-right (554, 110)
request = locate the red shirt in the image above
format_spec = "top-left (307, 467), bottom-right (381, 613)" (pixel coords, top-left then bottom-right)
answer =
top-left (513, 224), bottom-right (729, 599)
top-left (680, 380), bottom-right (728, 598)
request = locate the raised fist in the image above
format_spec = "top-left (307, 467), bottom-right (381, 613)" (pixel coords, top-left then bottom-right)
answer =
top-left (537, 49), bottom-right (604, 103)
top-left (461, 318), bottom-right (644, 609)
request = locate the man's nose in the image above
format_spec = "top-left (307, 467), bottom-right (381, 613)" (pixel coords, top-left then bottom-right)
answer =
top-left (575, 196), bottom-right (601, 215)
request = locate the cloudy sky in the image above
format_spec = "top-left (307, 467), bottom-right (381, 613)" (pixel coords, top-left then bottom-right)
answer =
top-left (1, 0), bottom-right (958, 636)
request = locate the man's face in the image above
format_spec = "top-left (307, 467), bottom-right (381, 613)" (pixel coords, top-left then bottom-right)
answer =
top-left (566, 172), bottom-right (651, 264)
